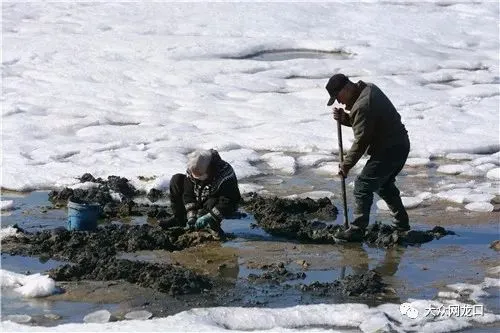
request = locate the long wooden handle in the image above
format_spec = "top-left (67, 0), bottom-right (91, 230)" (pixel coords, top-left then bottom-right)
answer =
top-left (337, 120), bottom-right (349, 228)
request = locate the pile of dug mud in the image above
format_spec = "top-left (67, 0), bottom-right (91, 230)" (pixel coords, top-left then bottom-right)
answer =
top-left (48, 173), bottom-right (170, 219)
top-left (298, 270), bottom-right (387, 297)
top-left (246, 262), bottom-right (388, 298)
top-left (247, 262), bottom-right (307, 284)
top-left (243, 195), bottom-right (454, 247)
top-left (2, 224), bottom-right (219, 295)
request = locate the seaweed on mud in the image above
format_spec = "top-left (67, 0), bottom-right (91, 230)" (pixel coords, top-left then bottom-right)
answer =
top-left (299, 270), bottom-right (386, 297)
top-left (2, 224), bottom-right (220, 295)
top-left (244, 195), bottom-right (455, 247)
top-left (364, 223), bottom-right (455, 248)
top-left (48, 173), bottom-right (170, 219)
top-left (50, 257), bottom-right (212, 296)
top-left (243, 195), bottom-right (340, 241)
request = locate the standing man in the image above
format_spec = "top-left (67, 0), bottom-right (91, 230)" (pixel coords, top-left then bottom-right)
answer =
top-left (160, 149), bottom-right (241, 233)
top-left (325, 73), bottom-right (410, 242)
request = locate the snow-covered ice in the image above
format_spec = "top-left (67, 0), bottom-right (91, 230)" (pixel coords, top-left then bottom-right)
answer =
top-left (0, 201), bottom-right (15, 211)
top-left (1, 1), bottom-right (498, 199)
top-left (0, 270), bottom-right (57, 298)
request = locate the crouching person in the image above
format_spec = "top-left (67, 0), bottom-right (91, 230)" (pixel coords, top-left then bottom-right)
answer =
top-left (160, 149), bottom-right (241, 233)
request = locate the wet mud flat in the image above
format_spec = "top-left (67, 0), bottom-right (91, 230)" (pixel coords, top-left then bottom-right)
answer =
top-left (2, 222), bottom-right (399, 326)
top-left (2, 173), bottom-right (497, 328)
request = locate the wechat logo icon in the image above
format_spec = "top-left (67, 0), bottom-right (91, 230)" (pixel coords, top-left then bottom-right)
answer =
top-left (400, 302), bottom-right (419, 319)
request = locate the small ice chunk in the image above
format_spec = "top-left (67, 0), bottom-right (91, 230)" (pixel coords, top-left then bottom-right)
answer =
top-left (437, 164), bottom-right (469, 175)
top-left (284, 191), bottom-right (335, 200)
top-left (0, 226), bottom-right (19, 240)
top-left (438, 291), bottom-right (461, 299)
top-left (376, 197), bottom-right (422, 210)
top-left (463, 193), bottom-right (494, 203)
top-left (471, 155), bottom-right (500, 166)
top-left (1, 269), bottom-right (57, 297)
top-left (261, 152), bottom-right (296, 175)
top-left (69, 182), bottom-right (100, 190)
top-left (416, 191), bottom-right (433, 200)
top-left (296, 154), bottom-right (335, 168)
top-left (486, 266), bottom-right (500, 276)
top-left (83, 309), bottom-right (112, 323)
top-left (436, 188), bottom-right (472, 204)
top-left (476, 163), bottom-right (496, 172)
top-left (109, 191), bottom-right (122, 202)
top-left (5, 314), bottom-right (31, 323)
top-left (238, 183), bottom-right (264, 194)
top-left (486, 167), bottom-right (500, 180)
top-left (124, 310), bottom-right (153, 320)
top-left (437, 180), bottom-right (476, 191)
top-left (406, 158), bottom-right (431, 167)
top-left (460, 167), bottom-right (484, 177)
top-left (464, 202), bottom-right (494, 212)
top-left (1, 200), bottom-right (14, 211)
top-left (44, 313), bottom-right (62, 320)
top-left (314, 162), bottom-right (336, 175)
top-left (446, 153), bottom-right (480, 161)
top-left (446, 206), bottom-right (461, 212)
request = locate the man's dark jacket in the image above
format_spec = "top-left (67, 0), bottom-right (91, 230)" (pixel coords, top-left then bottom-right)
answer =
top-left (339, 82), bottom-right (409, 169)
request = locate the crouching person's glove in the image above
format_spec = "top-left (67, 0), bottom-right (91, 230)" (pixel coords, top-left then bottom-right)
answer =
top-left (195, 214), bottom-right (215, 230)
top-left (184, 217), bottom-right (196, 230)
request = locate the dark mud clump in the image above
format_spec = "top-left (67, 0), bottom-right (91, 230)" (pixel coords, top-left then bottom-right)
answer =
top-left (2, 224), bottom-right (220, 295)
top-left (48, 173), bottom-right (170, 219)
top-left (364, 223), bottom-right (455, 248)
top-left (299, 270), bottom-right (386, 297)
top-left (243, 195), bottom-right (340, 242)
top-left (50, 257), bottom-right (211, 296)
top-left (244, 195), bottom-right (455, 247)
top-left (49, 173), bottom-right (139, 205)
top-left (247, 262), bottom-right (306, 284)
top-left (147, 188), bottom-right (165, 203)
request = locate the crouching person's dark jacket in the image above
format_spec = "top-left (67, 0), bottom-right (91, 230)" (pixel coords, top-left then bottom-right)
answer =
top-left (183, 150), bottom-right (241, 224)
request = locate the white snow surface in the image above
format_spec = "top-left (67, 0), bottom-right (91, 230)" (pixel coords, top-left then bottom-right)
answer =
top-left (2, 1), bottom-right (499, 193)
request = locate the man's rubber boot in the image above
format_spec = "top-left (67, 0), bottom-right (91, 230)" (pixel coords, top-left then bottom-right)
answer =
top-left (391, 222), bottom-right (410, 232)
top-left (334, 226), bottom-right (365, 243)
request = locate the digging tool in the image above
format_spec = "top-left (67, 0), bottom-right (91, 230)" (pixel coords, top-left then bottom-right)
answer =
top-left (337, 119), bottom-right (349, 228)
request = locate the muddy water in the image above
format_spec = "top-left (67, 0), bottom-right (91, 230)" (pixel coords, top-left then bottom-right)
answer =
top-left (1, 166), bottom-right (499, 329)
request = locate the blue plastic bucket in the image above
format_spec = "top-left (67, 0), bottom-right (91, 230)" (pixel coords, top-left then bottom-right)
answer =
top-left (67, 200), bottom-right (101, 231)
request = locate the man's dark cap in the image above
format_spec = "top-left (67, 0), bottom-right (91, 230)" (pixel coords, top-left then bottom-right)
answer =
top-left (325, 74), bottom-right (349, 106)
